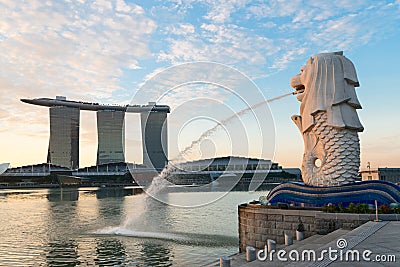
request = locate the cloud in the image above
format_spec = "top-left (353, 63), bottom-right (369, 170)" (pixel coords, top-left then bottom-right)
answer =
top-left (247, 0), bottom-right (302, 19)
top-left (201, 0), bottom-right (250, 23)
top-left (155, 0), bottom-right (400, 76)
top-left (0, 0), bottom-right (157, 132)
top-left (270, 48), bottom-right (308, 70)
top-left (165, 23), bottom-right (195, 36)
top-left (0, 0), bottom-right (156, 100)
top-left (157, 23), bottom-right (276, 76)
top-left (133, 62), bottom-right (268, 109)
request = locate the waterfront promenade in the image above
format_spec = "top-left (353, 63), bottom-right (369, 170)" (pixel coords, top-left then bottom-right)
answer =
top-left (207, 221), bottom-right (400, 266)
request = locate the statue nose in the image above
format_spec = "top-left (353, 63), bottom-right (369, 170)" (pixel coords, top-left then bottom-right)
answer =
top-left (290, 74), bottom-right (301, 88)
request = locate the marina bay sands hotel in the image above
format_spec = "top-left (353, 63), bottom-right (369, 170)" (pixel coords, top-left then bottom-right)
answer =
top-left (21, 96), bottom-right (169, 171)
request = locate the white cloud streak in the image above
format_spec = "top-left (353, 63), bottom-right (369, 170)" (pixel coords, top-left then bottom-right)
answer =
top-left (0, 0), bottom-right (157, 135)
top-left (156, 0), bottom-right (400, 75)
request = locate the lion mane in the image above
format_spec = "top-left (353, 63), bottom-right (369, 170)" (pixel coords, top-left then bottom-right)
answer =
top-left (293, 51), bottom-right (364, 133)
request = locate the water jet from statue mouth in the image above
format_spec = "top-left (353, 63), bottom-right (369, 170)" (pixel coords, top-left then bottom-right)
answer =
top-left (132, 88), bottom-right (303, 206)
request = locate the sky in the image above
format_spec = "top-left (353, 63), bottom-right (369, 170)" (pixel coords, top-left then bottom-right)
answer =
top-left (0, 0), bottom-right (399, 170)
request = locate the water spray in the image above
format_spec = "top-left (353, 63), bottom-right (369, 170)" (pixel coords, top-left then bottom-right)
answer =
top-left (174, 91), bottom-right (297, 162)
top-left (123, 90), bottom-right (297, 225)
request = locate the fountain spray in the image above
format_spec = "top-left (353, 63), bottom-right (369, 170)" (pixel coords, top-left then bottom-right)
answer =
top-left (146, 91), bottom-right (297, 194)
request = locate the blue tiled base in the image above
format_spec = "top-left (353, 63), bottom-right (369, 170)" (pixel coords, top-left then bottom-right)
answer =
top-left (267, 180), bottom-right (400, 207)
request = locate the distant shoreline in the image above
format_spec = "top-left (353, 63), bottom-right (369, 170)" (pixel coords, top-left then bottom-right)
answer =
top-left (0, 183), bottom-right (138, 190)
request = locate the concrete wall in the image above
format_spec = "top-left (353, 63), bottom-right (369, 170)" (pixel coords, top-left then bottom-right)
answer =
top-left (238, 204), bottom-right (399, 252)
top-left (48, 106), bottom-right (80, 169)
top-left (360, 170), bottom-right (379, 181)
top-left (141, 112), bottom-right (168, 171)
top-left (96, 110), bottom-right (125, 165)
top-left (379, 168), bottom-right (400, 184)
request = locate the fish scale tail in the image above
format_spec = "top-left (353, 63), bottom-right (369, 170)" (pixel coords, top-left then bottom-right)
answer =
top-left (303, 112), bottom-right (360, 186)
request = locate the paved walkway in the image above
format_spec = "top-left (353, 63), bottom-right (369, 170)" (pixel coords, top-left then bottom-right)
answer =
top-left (207, 221), bottom-right (400, 267)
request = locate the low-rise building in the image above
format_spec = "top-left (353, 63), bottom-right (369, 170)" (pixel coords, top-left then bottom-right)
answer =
top-left (167, 156), bottom-right (301, 189)
top-left (360, 168), bottom-right (400, 184)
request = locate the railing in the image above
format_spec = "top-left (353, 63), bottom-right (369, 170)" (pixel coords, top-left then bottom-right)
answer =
top-left (72, 171), bottom-right (126, 176)
top-left (2, 171), bottom-right (128, 176)
top-left (170, 169), bottom-right (282, 175)
top-left (2, 172), bottom-right (49, 176)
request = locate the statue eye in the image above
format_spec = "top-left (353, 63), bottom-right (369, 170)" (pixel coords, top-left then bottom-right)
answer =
top-left (300, 66), bottom-right (305, 73)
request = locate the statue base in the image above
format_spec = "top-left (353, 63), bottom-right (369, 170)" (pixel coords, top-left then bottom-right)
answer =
top-left (266, 180), bottom-right (400, 207)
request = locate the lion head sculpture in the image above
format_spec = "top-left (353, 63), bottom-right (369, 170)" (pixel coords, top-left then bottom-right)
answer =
top-left (290, 51), bottom-right (364, 133)
top-left (291, 52), bottom-right (363, 186)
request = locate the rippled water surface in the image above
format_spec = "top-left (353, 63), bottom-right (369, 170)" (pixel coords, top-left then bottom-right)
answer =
top-left (0, 187), bottom-right (266, 266)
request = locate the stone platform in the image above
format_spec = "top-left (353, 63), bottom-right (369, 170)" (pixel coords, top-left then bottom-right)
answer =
top-left (237, 203), bottom-right (399, 251)
top-left (206, 221), bottom-right (400, 266)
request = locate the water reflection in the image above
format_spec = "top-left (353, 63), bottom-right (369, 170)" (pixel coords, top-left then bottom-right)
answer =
top-left (47, 188), bottom-right (79, 202)
top-left (140, 242), bottom-right (173, 267)
top-left (95, 238), bottom-right (127, 266)
top-left (0, 188), bottom-right (263, 266)
top-left (97, 193), bottom-right (125, 225)
top-left (95, 187), bottom-right (134, 199)
top-left (45, 189), bottom-right (80, 267)
top-left (121, 193), bottom-right (174, 234)
top-left (142, 196), bottom-right (172, 232)
top-left (46, 240), bottom-right (80, 267)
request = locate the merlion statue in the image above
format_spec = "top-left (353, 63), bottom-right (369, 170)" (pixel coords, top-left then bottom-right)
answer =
top-left (290, 51), bottom-right (363, 186)
top-left (265, 53), bottom-right (400, 206)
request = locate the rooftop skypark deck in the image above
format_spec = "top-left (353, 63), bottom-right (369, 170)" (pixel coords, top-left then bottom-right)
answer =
top-left (20, 97), bottom-right (170, 113)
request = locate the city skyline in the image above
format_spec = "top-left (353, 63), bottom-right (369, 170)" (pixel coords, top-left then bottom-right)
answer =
top-left (1, 1), bottom-right (399, 169)
top-left (20, 96), bottom-right (169, 170)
